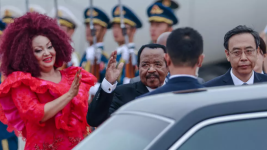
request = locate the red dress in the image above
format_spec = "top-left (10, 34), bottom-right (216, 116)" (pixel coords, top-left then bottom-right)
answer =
top-left (0, 67), bottom-right (96, 150)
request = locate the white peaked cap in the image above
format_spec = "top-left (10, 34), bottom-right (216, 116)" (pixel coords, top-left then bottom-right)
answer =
top-left (1, 5), bottom-right (23, 23)
top-left (50, 6), bottom-right (81, 28)
top-left (29, 4), bottom-right (46, 14)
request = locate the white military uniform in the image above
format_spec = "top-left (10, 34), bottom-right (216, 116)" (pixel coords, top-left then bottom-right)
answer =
top-left (29, 4), bottom-right (47, 14)
top-left (50, 6), bottom-right (81, 67)
top-left (116, 43), bottom-right (137, 84)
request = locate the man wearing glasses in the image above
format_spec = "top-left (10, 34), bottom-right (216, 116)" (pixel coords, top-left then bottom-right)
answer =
top-left (204, 25), bottom-right (267, 87)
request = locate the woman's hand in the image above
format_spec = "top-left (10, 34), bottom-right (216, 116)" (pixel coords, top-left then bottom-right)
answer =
top-left (42, 69), bottom-right (83, 122)
top-left (68, 69), bottom-right (82, 99)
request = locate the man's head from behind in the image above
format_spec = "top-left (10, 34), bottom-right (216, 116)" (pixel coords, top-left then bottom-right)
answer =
top-left (156, 32), bottom-right (171, 46)
top-left (224, 25), bottom-right (260, 76)
top-left (138, 44), bottom-right (168, 89)
top-left (166, 27), bottom-right (204, 73)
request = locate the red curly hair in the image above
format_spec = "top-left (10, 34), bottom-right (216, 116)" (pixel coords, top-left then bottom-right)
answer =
top-left (0, 12), bottom-right (73, 77)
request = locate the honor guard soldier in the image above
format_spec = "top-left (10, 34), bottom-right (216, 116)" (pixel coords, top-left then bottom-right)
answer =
top-left (50, 6), bottom-right (81, 68)
top-left (80, 7), bottom-right (110, 99)
top-left (111, 5), bottom-right (142, 84)
top-left (0, 20), bottom-right (18, 150)
top-left (154, 0), bottom-right (179, 11)
top-left (1, 6), bottom-right (23, 25)
top-left (147, 2), bottom-right (178, 43)
top-left (0, 20), bottom-right (5, 83)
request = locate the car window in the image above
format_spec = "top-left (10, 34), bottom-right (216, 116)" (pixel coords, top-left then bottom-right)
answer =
top-left (78, 114), bottom-right (170, 150)
top-left (177, 117), bottom-right (267, 150)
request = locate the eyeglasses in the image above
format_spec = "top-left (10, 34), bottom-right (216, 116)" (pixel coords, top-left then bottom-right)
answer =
top-left (229, 49), bottom-right (256, 57)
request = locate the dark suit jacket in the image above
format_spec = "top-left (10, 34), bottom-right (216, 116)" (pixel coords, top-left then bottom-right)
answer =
top-left (87, 81), bottom-right (149, 127)
top-left (137, 76), bottom-right (204, 99)
top-left (204, 69), bottom-right (267, 87)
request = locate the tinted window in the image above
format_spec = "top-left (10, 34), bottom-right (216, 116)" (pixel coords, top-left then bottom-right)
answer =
top-left (78, 114), bottom-right (169, 150)
top-left (177, 118), bottom-right (267, 150)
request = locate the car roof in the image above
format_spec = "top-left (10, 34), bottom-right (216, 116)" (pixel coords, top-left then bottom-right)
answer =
top-left (114, 83), bottom-right (267, 149)
top-left (115, 83), bottom-right (267, 122)
top-left (74, 84), bottom-right (267, 150)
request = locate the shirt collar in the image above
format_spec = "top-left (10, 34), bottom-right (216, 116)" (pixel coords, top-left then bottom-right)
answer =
top-left (230, 68), bottom-right (254, 86)
top-left (146, 82), bottom-right (166, 92)
top-left (169, 74), bottom-right (197, 79)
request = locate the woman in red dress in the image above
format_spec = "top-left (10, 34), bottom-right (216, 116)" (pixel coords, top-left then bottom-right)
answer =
top-left (0, 13), bottom-right (96, 149)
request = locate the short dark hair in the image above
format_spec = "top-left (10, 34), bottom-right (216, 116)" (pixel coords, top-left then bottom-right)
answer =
top-left (224, 25), bottom-right (260, 50)
top-left (259, 37), bottom-right (266, 54)
top-left (166, 27), bottom-right (203, 67)
top-left (137, 43), bottom-right (166, 67)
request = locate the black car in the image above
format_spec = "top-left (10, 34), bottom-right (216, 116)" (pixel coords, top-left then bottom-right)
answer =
top-left (74, 84), bottom-right (267, 150)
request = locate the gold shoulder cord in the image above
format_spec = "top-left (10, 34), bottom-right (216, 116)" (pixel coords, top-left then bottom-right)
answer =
top-left (1, 139), bottom-right (9, 150)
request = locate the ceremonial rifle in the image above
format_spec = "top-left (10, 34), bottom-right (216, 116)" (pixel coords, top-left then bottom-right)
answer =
top-left (89, 0), bottom-right (100, 80)
top-left (54, 0), bottom-right (60, 25)
top-left (119, 0), bottom-right (135, 79)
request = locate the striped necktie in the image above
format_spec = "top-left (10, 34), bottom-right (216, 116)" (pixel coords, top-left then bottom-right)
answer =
top-left (242, 83), bottom-right (248, 85)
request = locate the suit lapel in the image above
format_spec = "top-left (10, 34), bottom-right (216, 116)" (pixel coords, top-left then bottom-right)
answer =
top-left (135, 81), bottom-right (149, 96)
top-left (222, 69), bottom-right (234, 85)
top-left (223, 69), bottom-right (261, 84)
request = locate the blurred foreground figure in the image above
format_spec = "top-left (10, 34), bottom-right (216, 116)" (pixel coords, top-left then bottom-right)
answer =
top-left (260, 27), bottom-right (267, 73)
top-left (254, 37), bottom-right (266, 74)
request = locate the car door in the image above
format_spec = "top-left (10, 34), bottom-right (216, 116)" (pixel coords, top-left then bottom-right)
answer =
top-left (169, 111), bottom-right (267, 150)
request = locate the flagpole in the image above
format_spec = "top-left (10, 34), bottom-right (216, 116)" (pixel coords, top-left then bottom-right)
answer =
top-left (26, 0), bottom-right (29, 12)
top-left (54, 0), bottom-right (59, 25)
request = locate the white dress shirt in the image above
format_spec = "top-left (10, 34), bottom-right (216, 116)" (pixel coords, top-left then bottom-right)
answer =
top-left (230, 69), bottom-right (254, 86)
top-left (146, 82), bottom-right (166, 92)
top-left (101, 78), bottom-right (165, 93)
top-left (101, 78), bottom-right (118, 93)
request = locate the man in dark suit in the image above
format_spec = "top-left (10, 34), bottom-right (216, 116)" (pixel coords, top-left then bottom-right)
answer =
top-left (130, 32), bottom-right (170, 84)
top-left (137, 27), bottom-right (205, 98)
top-left (130, 31), bottom-right (205, 84)
top-left (87, 44), bottom-right (168, 127)
top-left (204, 25), bottom-right (267, 87)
